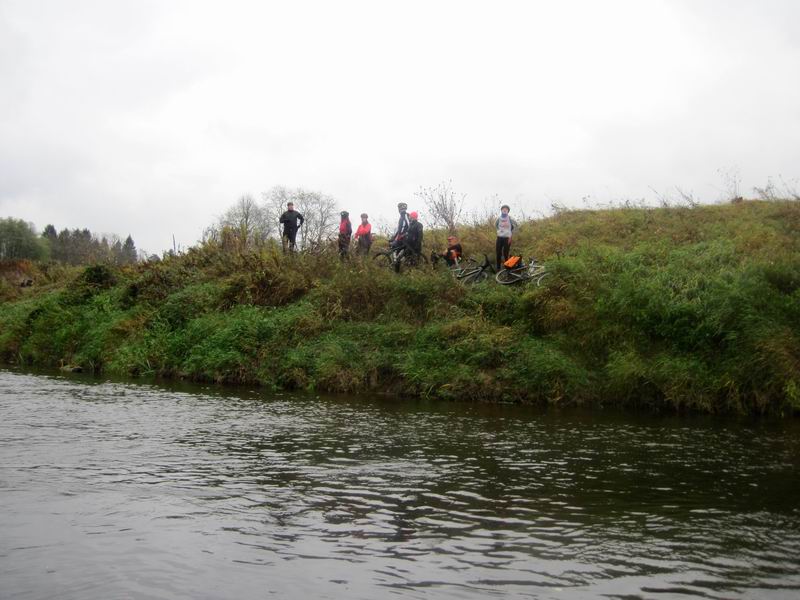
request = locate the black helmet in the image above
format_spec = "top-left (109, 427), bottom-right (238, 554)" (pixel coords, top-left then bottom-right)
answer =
top-left (340, 211), bottom-right (349, 217)
top-left (397, 202), bottom-right (407, 211)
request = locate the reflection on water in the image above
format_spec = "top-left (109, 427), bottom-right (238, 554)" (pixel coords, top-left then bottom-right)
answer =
top-left (1, 369), bottom-right (799, 599)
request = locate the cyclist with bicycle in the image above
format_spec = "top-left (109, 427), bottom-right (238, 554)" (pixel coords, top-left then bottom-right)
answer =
top-left (390, 202), bottom-right (411, 249)
top-left (372, 204), bottom-right (422, 270)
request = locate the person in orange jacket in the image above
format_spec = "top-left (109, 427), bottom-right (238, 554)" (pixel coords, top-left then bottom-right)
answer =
top-left (354, 213), bottom-right (373, 256)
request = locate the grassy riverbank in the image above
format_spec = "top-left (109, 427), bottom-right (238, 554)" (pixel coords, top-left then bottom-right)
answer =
top-left (2, 200), bottom-right (799, 414)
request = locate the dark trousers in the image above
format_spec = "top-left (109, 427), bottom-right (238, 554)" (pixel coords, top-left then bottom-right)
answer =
top-left (282, 230), bottom-right (298, 253)
top-left (405, 242), bottom-right (422, 261)
top-left (496, 237), bottom-right (511, 269)
top-left (356, 238), bottom-right (372, 256)
top-left (338, 234), bottom-right (351, 259)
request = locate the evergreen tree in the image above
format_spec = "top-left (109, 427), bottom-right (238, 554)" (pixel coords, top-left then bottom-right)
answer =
top-left (111, 239), bottom-right (124, 264)
top-left (42, 224), bottom-right (57, 240)
top-left (122, 235), bottom-right (137, 264)
top-left (12, 221), bottom-right (138, 265)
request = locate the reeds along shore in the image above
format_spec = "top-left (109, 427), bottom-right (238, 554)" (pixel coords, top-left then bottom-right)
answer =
top-left (1, 199), bottom-right (799, 415)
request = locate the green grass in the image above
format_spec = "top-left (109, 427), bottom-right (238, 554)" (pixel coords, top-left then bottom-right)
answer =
top-left (1, 199), bottom-right (799, 414)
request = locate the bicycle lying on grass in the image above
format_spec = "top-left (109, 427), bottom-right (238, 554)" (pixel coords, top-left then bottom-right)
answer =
top-left (454, 254), bottom-right (495, 285)
top-left (431, 252), bottom-right (495, 285)
top-left (495, 257), bottom-right (549, 286)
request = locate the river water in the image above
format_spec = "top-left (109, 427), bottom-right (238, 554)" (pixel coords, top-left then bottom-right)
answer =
top-left (1, 369), bottom-right (799, 600)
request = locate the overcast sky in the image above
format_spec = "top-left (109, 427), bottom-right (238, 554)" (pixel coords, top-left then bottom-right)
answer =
top-left (1, 0), bottom-right (799, 253)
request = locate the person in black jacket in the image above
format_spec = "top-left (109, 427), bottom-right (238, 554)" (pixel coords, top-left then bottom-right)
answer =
top-left (405, 211), bottom-right (423, 260)
top-left (279, 202), bottom-right (304, 253)
top-left (440, 235), bottom-right (463, 266)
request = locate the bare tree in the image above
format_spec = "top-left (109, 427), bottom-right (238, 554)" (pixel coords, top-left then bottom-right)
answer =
top-left (414, 180), bottom-right (465, 233)
top-left (262, 186), bottom-right (338, 250)
top-left (205, 194), bottom-right (273, 250)
top-left (675, 186), bottom-right (699, 207)
top-left (716, 166), bottom-right (742, 202)
top-left (780, 176), bottom-right (800, 201)
top-left (754, 176), bottom-right (800, 202)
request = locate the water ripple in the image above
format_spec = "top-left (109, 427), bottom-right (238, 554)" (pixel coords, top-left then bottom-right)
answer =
top-left (1, 369), bottom-right (799, 599)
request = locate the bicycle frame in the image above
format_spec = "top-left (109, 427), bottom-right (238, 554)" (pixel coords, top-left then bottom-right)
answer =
top-left (495, 257), bottom-right (548, 285)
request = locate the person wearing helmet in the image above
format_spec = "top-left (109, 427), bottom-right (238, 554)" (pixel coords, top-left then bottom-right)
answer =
top-left (390, 202), bottom-right (410, 248)
top-left (404, 211), bottom-right (423, 259)
top-left (354, 213), bottom-right (373, 256)
top-left (338, 210), bottom-right (352, 259)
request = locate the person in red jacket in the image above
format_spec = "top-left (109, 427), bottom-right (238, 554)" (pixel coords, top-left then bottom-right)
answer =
top-left (354, 213), bottom-right (373, 256)
top-left (338, 211), bottom-right (352, 259)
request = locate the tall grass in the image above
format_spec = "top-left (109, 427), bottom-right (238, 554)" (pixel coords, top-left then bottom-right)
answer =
top-left (1, 199), bottom-right (799, 414)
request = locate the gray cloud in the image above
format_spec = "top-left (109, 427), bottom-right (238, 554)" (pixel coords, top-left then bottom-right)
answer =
top-left (1, 0), bottom-right (798, 253)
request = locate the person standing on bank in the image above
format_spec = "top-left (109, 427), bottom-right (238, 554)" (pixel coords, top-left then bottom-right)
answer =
top-left (390, 202), bottom-right (410, 249)
top-left (354, 213), bottom-right (373, 256)
top-left (495, 204), bottom-right (517, 270)
top-left (338, 211), bottom-right (352, 259)
top-left (279, 202), bottom-right (304, 254)
top-left (405, 211), bottom-right (424, 261)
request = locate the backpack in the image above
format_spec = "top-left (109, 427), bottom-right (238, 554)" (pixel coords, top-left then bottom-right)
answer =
top-left (503, 255), bottom-right (522, 269)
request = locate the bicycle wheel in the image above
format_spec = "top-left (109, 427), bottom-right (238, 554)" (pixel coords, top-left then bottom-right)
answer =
top-left (495, 267), bottom-right (526, 285)
top-left (457, 268), bottom-right (481, 285)
top-left (452, 258), bottom-right (475, 278)
top-left (533, 271), bottom-right (550, 286)
top-left (461, 269), bottom-right (488, 285)
top-left (372, 251), bottom-right (394, 268)
top-left (398, 251), bottom-right (426, 272)
top-left (454, 265), bottom-right (477, 280)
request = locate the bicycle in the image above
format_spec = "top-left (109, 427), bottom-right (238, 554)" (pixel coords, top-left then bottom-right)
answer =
top-left (495, 257), bottom-right (549, 286)
top-left (455, 254), bottom-right (495, 285)
top-left (373, 243), bottom-right (427, 272)
top-left (430, 252), bottom-right (469, 278)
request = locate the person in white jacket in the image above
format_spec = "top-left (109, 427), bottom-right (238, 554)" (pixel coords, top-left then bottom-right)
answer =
top-left (495, 204), bottom-right (518, 270)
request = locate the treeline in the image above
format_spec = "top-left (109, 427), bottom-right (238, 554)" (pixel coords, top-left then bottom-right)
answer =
top-left (41, 225), bottom-right (138, 265)
top-left (0, 218), bottom-right (137, 265)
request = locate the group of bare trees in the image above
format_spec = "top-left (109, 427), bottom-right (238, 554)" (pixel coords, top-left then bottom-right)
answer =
top-left (265, 186), bottom-right (338, 250)
top-left (204, 186), bottom-right (339, 252)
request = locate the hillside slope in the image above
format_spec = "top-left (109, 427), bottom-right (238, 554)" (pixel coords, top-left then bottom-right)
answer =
top-left (2, 200), bottom-right (799, 414)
